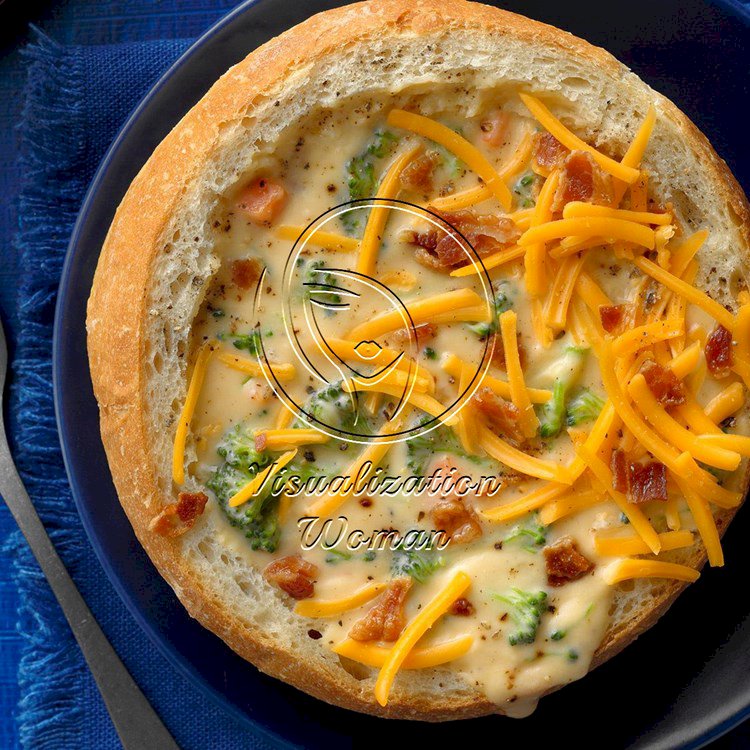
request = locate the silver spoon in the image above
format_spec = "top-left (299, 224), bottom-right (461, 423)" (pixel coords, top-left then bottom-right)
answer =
top-left (0, 317), bottom-right (180, 750)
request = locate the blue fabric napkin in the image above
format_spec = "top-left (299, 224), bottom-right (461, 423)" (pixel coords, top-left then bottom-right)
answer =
top-left (7, 31), bottom-right (275, 750)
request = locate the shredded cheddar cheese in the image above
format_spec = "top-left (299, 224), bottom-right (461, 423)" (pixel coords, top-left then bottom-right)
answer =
top-left (499, 310), bottom-right (539, 437)
top-left (346, 288), bottom-right (483, 341)
top-left (387, 110), bottom-right (513, 209)
top-left (441, 353), bottom-right (552, 403)
top-left (276, 225), bottom-right (359, 252)
top-left (428, 130), bottom-right (535, 212)
top-left (294, 582), bottom-right (388, 617)
top-left (374, 571), bottom-right (471, 706)
top-left (356, 145), bottom-right (422, 276)
top-left (255, 429), bottom-right (330, 451)
top-left (479, 426), bottom-right (572, 484)
top-left (334, 635), bottom-right (473, 670)
top-left (519, 217), bottom-right (656, 249)
top-left (172, 340), bottom-right (214, 485)
top-left (215, 350), bottom-right (296, 382)
top-left (634, 256), bottom-right (735, 330)
top-left (604, 559), bottom-right (700, 585)
top-left (519, 93), bottom-right (640, 183)
top-left (594, 530), bottom-right (693, 557)
top-left (228, 449), bottom-right (297, 508)
top-left (562, 202), bottom-right (672, 226)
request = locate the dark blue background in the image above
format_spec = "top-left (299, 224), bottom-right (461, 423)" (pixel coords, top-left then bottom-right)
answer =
top-left (1, 1), bottom-right (749, 748)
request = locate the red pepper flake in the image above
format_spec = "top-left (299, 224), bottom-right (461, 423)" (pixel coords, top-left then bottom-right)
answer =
top-left (705, 325), bottom-right (734, 378)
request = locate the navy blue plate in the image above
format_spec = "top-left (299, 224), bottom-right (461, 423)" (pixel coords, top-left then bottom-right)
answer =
top-left (54, 1), bottom-right (750, 747)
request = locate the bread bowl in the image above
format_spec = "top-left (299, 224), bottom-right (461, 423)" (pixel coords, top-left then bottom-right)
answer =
top-left (86, 0), bottom-right (750, 719)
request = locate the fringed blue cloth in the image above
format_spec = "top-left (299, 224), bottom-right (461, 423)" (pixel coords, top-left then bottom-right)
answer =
top-left (7, 30), bottom-right (273, 750)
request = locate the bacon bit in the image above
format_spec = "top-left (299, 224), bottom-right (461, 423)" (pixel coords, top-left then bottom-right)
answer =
top-left (544, 536), bottom-right (594, 587)
top-left (264, 556), bottom-right (318, 600)
top-left (149, 491), bottom-right (208, 538)
top-left (231, 258), bottom-right (262, 290)
top-left (407, 210), bottom-right (520, 273)
top-left (254, 431), bottom-right (268, 452)
top-left (629, 461), bottom-right (668, 505)
top-left (610, 449), bottom-right (668, 504)
top-left (430, 497), bottom-right (482, 545)
top-left (611, 449), bottom-right (629, 494)
top-left (237, 177), bottom-right (287, 225)
top-left (349, 578), bottom-right (412, 642)
top-left (705, 325), bottom-right (734, 378)
top-left (552, 151), bottom-right (614, 213)
top-left (399, 151), bottom-right (440, 192)
top-left (479, 110), bottom-right (510, 148)
top-left (640, 360), bottom-right (686, 407)
top-left (599, 304), bottom-right (625, 334)
top-left (472, 386), bottom-right (525, 445)
top-left (391, 322), bottom-right (437, 348)
top-left (533, 132), bottom-right (569, 171)
top-left (450, 598), bottom-right (475, 616)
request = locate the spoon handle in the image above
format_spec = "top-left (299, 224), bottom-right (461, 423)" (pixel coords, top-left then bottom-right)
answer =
top-left (0, 417), bottom-right (180, 750)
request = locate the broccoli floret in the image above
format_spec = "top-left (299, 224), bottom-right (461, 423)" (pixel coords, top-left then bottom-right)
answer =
top-left (431, 143), bottom-right (464, 178)
top-left (540, 379), bottom-right (566, 439)
top-left (467, 289), bottom-right (512, 339)
top-left (503, 513), bottom-right (547, 553)
top-left (513, 171), bottom-right (536, 209)
top-left (405, 420), bottom-right (464, 475)
top-left (282, 458), bottom-right (326, 496)
top-left (405, 417), bottom-right (490, 475)
top-left (494, 588), bottom-right (548, 646)
top-left (366, 129), bottom-right (399, 159)
top-left (343, 130), bottom-right (400, 233)
top-left (566, 388), bottom-right (605, 427)
top-left (391, 537), bottom-right (445, 583)
top-left (303, 259), bottom-right (342, 310)
top-left (215, 423), bottom-right (269, 473)
top-left (304, 380), bottom-right (370, 434)
top-left (207, 425), bottom-right (280, 552)
top-left (222, 330), bottom-right (263, 357)
top-left (325, 549), bottom-right (353, 564)
top-left (346, 155), bottom-right (375, 202)
top-left (539, 346), bottom-right (589, 438)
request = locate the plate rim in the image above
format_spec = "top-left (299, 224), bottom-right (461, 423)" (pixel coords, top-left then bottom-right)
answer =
top-left (51, 1), bottom-right (750, 747)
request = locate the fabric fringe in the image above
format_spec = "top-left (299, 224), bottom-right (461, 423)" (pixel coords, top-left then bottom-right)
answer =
top-left (6, 27), bottom-right (90, 750)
